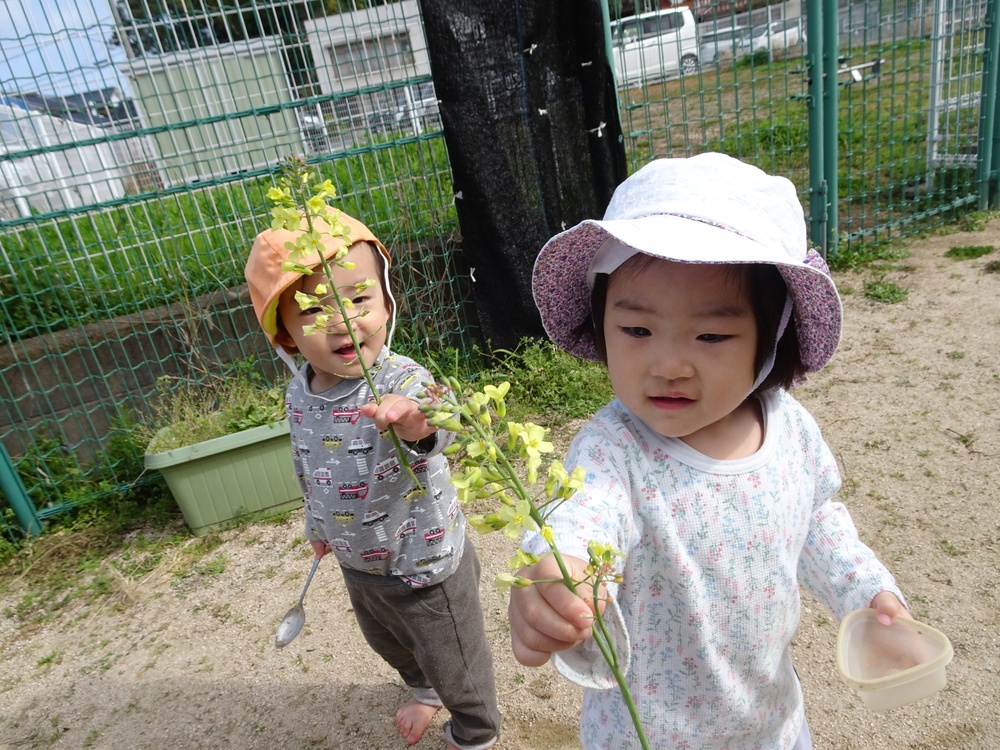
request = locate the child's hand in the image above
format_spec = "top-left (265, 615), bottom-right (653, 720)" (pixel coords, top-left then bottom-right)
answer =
top-left (360, 394), bottom-right (435, 443)
top-left (309, 539), bottom-right (331, 559)
top-left (508, 553), bottom-right (604, 667)
top-left (870, 590), bottom-right (910, 625)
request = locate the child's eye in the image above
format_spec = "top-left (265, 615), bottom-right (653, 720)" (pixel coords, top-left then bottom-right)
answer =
top-left (303, 306), bottom-right (323, 315)
top-left (352, 295), bottom-right (368, 305)
top-left (621, 326), bottom-right (651, 338)
top-left (698, 333), bottom-right (730, 343)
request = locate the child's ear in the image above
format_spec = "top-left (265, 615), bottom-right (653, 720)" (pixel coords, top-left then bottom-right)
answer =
top-left (274, 322), bottom-right (298, 353)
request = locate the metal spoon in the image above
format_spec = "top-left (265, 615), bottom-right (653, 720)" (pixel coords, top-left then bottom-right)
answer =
top-left (275, 556), bottom-right (321, 648)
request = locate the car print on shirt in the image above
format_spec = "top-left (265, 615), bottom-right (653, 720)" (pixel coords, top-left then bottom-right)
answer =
top-left (313, 468), bottom-right (334, 487)
top-left (401, 573), bottom-right (433, 588)
top-left (423, 526), bottom-right (445, 545)
top-left (332, 509), bottom-right (355, 524)
top-left (338, 481), bottom-right (369, 500)
top-left (374, 457), bottom-right (400, 480)
top-left (330, 538), bottom-right (352, 553)
top-left (415, 546), bottom-right (454, 568)
top-left (359, 547), bottom-right (390, 562)
top-left (395, 517), bottom-right (417, 539)
top-left (348, 438), bottom-right (373, 455)
top-left (322, 434), bottom-right (343, 449)
top-left (411, 457), bottom-right (429, 473)
top-left (291, 407), bottom-right (303, 425)
top-left (331, 407), bottom-right (362, 424)
top-left (362, 509), bottom-right (390, 527)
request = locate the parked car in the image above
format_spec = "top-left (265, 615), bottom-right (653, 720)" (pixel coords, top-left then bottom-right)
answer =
top-left (610, 6), bottom-right (699, 86)
top-left (739, 18), bottom-right (806, 55)
top-left (698, 26), bottom-right (750, 63)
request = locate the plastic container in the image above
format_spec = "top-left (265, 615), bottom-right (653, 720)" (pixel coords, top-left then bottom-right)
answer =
top-left (145, 421), bottom-right (301, 535)
top-left (836, 607), bottom-right (953, 712)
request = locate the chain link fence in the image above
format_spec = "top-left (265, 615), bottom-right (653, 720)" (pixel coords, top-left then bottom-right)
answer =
top-left (2, 0), bottom-right (997, 544)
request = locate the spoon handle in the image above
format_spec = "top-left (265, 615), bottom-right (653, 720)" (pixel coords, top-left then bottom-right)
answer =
top-left (298, 556), bottom-right (321, 606)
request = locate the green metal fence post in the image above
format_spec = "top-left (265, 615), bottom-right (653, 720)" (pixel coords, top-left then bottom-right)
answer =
top-left (980, 0), bottom-right (1000, 208)
top-left (822, 0), bottom-right (840, 257)
top-left (1, 443), bottom-right (41, 537)
top-left (806, 0), bottom-right (827, 253)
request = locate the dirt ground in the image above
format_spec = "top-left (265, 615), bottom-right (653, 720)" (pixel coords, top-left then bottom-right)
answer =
top-left (2, 220), bottom-right (999, 750)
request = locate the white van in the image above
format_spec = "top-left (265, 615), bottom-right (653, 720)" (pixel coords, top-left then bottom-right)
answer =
top-left (610, 7), bottom-right (699, 87)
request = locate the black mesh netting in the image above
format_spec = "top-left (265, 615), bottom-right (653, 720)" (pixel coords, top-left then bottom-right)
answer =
top-left (418, 0), bottom-right (627, 352)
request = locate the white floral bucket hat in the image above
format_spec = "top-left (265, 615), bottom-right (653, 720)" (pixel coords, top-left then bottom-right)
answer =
top-left (532, 152), bottom-right (842, 374)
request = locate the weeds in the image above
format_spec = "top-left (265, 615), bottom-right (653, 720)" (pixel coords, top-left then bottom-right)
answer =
top-left (939, 539), bottom-right (966, 557)
top-left (478, 339), bottom-right (614, 426)
top-left (140, 367), bottom-right (288, 454)
top-left (863, 278), bottom-right (909, 304)
top-left (945, 245), bottom-right (994, 260)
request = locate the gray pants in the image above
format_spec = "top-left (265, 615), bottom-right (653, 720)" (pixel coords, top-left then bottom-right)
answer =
top-left (340, 543), bottom-right (501, 750)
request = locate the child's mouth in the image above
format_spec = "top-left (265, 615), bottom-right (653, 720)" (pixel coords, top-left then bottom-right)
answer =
top-left (335, 344), bottom-right (359, 359)
top-left (651, 395), bottom-right (692, 409)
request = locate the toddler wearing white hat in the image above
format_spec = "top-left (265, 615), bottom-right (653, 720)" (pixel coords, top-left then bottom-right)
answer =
top-left (509, 153), bottom-right (909, 750)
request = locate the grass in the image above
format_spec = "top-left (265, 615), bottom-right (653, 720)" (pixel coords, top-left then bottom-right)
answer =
top-left (140, 367), bottom-right (288, 454)
top-left (863, 278), bottom-right (909, 304)
top-left (478, 340), bottom-right (614, 426)
top-left (945, 245), bottom-right (994, 260)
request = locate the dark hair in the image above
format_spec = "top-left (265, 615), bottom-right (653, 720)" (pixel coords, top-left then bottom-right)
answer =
top-left (572, 258), bottom-right (806, 393)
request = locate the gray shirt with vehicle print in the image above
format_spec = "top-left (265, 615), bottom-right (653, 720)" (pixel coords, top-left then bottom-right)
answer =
top-left (286, 347), bottom-right (464, 587)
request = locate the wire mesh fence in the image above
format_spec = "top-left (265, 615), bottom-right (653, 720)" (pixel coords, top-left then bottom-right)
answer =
top-left (617, 0), bottom-right (996, 246)
top-left (1, 0), bottom-right (997, 544)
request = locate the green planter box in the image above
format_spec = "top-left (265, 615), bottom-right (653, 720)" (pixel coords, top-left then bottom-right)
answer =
top-left (144, 420), bottom-right (301, 536)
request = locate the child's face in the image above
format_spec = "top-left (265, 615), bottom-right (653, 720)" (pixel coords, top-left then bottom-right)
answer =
top-left (276, 243), bottom-right (390, 392)
top-left (603, 259), bottom-right (759, 453)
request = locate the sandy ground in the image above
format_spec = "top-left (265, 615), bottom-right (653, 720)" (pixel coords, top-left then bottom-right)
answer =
top-left (1, 220), bottom-right (999, 749)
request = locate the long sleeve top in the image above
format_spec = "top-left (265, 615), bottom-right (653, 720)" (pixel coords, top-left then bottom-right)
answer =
top-left (524, 389), bottom-right (903, 750)
top-left (287, 347), bottom-right (464, 587)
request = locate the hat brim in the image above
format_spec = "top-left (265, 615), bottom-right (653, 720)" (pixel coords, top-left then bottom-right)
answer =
top-left (532, 216), bottom-right (842, 371)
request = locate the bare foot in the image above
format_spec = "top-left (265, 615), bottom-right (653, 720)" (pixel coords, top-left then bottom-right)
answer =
top-left (395, 697), bottom-right (440, 746)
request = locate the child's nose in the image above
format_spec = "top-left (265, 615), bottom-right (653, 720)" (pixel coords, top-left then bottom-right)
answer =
top-left (650, 347), bottom-right (694, 380)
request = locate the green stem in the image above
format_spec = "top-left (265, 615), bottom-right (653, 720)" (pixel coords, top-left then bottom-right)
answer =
top-left (436, 384), bottom-right (648, 745)
top-left (587, 614), bottom-right (650, 750)
top-left (589, 579), bottom-right (649, 749)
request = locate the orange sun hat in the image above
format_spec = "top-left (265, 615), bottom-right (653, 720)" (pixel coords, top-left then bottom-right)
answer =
top-left (244, 211), bottom-right (392, 351)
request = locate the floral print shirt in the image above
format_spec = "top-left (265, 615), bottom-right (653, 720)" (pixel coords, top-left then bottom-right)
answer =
top-left (524, 389), bottom-right (902, 750)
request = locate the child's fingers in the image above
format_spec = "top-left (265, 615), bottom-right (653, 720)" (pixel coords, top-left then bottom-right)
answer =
top-left (360, 397), bottom-right (408, 427)
top-left (509, 585), bottom-right (589, 666)
top-left (871, 590), bottom-right (910, 625)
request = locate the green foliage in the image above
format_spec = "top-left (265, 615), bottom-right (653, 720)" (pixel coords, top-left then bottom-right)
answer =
top-left (6, 409), bottom-right (166, 528)
top-left (945, 245), bottom-right (994, 260)
top-left (142, 368), bottom-right (288, 454)
top-left (828, 241), bottom-right (909, 271)
top-left (863, 277), bottom-right (909, 304)
top-left (479, 340), bottom-right (614, 426)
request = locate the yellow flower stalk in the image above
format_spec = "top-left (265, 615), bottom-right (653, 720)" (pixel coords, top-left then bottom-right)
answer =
top-left (420, 375), bottom-right (649, 748)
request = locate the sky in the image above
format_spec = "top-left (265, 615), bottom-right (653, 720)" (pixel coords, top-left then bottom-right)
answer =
top-left (0, 0), bottom-right (131, 98)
